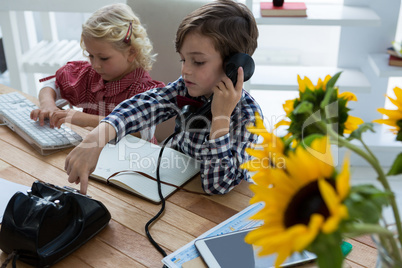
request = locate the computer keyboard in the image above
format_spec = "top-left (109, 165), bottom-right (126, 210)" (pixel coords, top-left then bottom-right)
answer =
top-left (0, 92), bottom-right (82, 155)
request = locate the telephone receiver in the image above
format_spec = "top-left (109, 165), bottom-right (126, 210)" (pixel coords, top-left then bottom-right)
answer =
top-left (177, 53), bottom-right (255, 131)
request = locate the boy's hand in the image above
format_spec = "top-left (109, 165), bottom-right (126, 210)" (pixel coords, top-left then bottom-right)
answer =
top-left (209, 67), bottom-right (244, 139)
top-left (65, 141), bottom-right (103, 195)
top-left (65, 122), bottom-right (117, 195)
top-left (211, 66), bottom-right (244, 119)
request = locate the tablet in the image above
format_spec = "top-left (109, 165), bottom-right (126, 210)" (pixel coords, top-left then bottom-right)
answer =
top-left (195, 228), bottom-right (316, 268)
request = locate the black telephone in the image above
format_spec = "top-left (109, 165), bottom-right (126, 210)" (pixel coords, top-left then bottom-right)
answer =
top-left (176, 53), bottom-right (255, 131)
top-left (0, 181), bottom-right (111, 267)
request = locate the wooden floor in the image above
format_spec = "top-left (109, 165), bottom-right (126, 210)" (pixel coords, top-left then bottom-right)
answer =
top-left (0, 84), bottom-right (380, 267)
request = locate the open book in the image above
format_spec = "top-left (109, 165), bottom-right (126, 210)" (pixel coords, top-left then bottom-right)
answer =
top-left (90, 135), bottom-right (200, 204)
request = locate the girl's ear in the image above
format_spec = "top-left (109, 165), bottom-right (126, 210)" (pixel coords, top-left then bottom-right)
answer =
top-left (127, 48), bottom-right (137, 63)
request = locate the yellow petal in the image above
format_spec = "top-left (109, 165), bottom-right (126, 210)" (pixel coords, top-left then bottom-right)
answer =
top-left (339, 91), bottom-right (357, 102)
top-left (293, 214), bottom-right (324, 251)
top-left (318, 178), bottom-right (340, 215)
top-left (388, 96), bottom-right (402, 110)
top-left (373, 118), bottom-right (397, 126)
top-left (322, 205), bottom-right (348, 233)
top-left (283, 99), bottom-right (295, 115)
top-left (286, 149), bottom-right (316, 184)
top-left (322, 75), bottom-right (332, 90)
top-left (316, 78), bottom-right (323, 89)
top-left (344, 115), bottom-right (364, 134)
top-left (298, 75), bottom-right (306, 92)
top-left (384, 87), bottom-right (402, 110)
top-left (310, 136), bottom-right (334, 177)
top-left (392, 87), bottom-right (402, 107)
top-left (377, 108), bottom-right (402, 119)
top-left (275, 120), bottom-right (290, 129)
top-left (274, 245), bottom-right (293, 268)
top-left (337, 154), bottom-right (351, 200)
top-left (304, 76), bottom-right (315, 91)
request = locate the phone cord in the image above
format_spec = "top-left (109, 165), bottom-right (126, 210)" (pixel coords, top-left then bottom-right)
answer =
top-left (0, 250), bottom-right (18, 268)
top-left (144, 131), bottom-right (179, 265)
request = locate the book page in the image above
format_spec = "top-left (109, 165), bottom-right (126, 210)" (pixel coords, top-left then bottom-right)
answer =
top-left (91, 135), bottom-right (200, 202)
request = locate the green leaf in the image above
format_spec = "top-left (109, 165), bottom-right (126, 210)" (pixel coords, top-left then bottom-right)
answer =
top-left (311, 232), bottom-right (344, 268)
top-left (345, 185), bottom-right (390, 224)
top-left (293, 101), bottom-right (313, 115)
top-left (345, 198), bottom-right (383, 223)
top-left (299, 134), bottom-right (325, 149)
top-left (347, 123), bottom-right (375, 141)
top-left (387, 153), bottom-right (402, 176)
top-left (326, 72), bottom-right (342, 89)
top-left (320, 72), bottom-right (342, 109)
top-left (397, 131), bottom-right (402, 142)
top-left (396, 121), bottom-right (402, 141)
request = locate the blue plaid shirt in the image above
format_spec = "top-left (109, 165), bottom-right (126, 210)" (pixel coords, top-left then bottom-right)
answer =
top-left (102, 77), bottom-right (263, 194)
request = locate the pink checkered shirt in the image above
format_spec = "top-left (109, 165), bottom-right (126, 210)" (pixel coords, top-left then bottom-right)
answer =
top-left (51, 61), bottom-right (165, 116)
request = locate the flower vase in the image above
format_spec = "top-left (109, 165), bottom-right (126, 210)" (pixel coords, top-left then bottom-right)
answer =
top-left (371, 224), bottom-right (402, 268)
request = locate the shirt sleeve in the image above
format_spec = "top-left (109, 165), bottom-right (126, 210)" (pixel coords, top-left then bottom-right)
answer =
top-left (55, 61), bottom-right (93, 106)
top-left (197, 115), bottom-right (259, 195)
top-left (41, 79), bottom-right (61, 100)
top-left (102, 79), bottom-right (182, 144)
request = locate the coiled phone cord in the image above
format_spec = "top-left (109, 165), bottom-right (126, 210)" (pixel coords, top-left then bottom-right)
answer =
top-left (144, 131), bottom-right (179, 261)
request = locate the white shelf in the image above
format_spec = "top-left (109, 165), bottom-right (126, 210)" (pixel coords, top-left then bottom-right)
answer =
top-left (252, 4), bottom-right (381, 26)
top-left (249, 65), bottom-right (371, 93)
top-left (338, 124), bottom-right (402, 167)
top-left (368, 53), bottom-right (402, 77)
top-left (22, 40), bottom-right (86, 74)
top-left (0, 0), bottom-right (127, 12)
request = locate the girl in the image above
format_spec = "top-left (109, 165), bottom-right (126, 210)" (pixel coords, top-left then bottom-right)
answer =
top-left (30, 3), bottom-right (165, 141)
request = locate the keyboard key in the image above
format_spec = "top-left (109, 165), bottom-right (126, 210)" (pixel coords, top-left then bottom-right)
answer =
top-left (0, 92), bottom-right (82, 155)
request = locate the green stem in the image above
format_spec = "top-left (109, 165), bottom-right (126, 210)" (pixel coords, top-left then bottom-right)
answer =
top-left (325, 126), bottom-right (402, 248)
top-left (344, 222), bottom-right (394, 237)
top-left (360, 138), bottom-right (379, 165)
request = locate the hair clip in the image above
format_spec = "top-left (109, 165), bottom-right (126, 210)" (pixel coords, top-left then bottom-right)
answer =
top-left (124, 22), bottom-right (133, 43)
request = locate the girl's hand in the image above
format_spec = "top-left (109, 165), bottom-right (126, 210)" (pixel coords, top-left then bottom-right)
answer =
top-left (49, 109), bottom-right (77, 128)
top-left (30, 86), bottom-right (59, 126)
top-left (50, 109), bottom-right (103, 129)
top-left (30, 106), bottom-right (60, 127)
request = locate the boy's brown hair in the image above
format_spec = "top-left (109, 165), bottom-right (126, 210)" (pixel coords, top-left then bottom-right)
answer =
top-left (175, 0), bottom-right (258, 61)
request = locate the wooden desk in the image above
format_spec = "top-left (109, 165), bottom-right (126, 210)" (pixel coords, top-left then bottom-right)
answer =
top-left (0, 84), bottom-right (378, 267)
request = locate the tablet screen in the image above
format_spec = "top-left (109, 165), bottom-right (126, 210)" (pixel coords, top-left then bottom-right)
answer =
top-left (195, 228), bottom-right (316, 268)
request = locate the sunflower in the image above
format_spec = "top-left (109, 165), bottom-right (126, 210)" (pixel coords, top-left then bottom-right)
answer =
top-left (244, 136), bottom-right (350, 268)
top-left (276, 73), bottom-right (362, 138)
top-left (241, 113), bottom-right (287, 187)
top-left (373, 86), bottom-right (402, 141)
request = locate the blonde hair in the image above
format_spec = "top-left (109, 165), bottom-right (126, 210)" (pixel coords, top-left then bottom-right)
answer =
top-left (81, 3), bottom-right (156, 71)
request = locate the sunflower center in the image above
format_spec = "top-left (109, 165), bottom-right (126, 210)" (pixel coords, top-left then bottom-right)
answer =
top-left (284, 180), bottom-right (331, 228)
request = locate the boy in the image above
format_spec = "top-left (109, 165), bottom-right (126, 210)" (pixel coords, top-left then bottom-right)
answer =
top-left (65, 0), bottom-right (263, 195)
